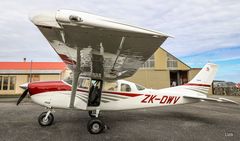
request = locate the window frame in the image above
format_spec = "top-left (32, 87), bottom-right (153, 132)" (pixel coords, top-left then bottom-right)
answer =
top-left (9, 76), bottom-right (16, 90)
top-left (0, 75), bottom-right (17, 91)
top-left (2, 76), bottom-right (9, 90)
top-left (0, 76), bottom-right (2, 90)
top-left (141, 55), bottom-right (155, 69)
top-left (167, 54), bottom-right (178, 69)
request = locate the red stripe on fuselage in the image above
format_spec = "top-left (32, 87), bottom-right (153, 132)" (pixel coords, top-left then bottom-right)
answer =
top-left (184, 83), bottom-right (210, 87)
top-left (104, 91), bottom-right (142, 97)
top-left (28, 81), bottom-right (72, 95)
top-left (28, 81), bottom-right (142, 97)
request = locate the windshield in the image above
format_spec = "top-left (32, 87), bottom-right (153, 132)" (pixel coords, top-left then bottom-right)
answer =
top-left (63, 76), bottom-right (72, 85)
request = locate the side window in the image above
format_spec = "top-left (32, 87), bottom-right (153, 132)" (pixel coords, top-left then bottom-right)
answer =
top-left (136, 84), bottom-right (145, 91)
top-left (121, 83), bottom-right (131, 92)
top-left (103, 82), bottom-right (118, 91)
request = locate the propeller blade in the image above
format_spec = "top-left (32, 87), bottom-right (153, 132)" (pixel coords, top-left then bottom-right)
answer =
top-left (16, 89), bottom-right (28, 106)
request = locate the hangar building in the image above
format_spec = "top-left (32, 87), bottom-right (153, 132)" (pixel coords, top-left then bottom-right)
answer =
top-left (126, 48), bottom-right (201, 89)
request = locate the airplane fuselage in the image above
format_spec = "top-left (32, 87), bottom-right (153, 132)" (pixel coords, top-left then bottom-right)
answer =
top-left (29, 80), bottom-right (202, 111)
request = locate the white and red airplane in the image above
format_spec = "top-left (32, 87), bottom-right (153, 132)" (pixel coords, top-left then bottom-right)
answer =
top-left (17, 9), bottom-right (238, 134)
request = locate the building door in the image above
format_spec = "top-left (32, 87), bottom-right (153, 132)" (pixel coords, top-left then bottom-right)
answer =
top-left (179, 71), bottom-right (188, 85)
top-left (170, 71), bottom-right (178, 86)
top-left (170, 71), bottom-right (188, 86)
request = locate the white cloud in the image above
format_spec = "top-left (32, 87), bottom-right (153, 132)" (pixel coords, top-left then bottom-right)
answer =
top-left (0, 0), bottom-right (240, 61)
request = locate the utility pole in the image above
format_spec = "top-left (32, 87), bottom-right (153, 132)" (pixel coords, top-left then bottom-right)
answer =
top-left (29, 60), bottom-right (33, 82)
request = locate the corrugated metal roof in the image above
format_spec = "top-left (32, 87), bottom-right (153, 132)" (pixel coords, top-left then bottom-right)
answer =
top-left (0, 62), bottom-right (66, 70)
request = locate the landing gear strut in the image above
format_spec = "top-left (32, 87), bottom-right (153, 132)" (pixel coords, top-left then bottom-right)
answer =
top-left (88, 111), bottom-right (97, 118)
top-left (88, 109), bottom-right (101, 118)
top-left (86, 79), bottom-right (106, 134)
top-left (38, 109), bottom-right (54, 126)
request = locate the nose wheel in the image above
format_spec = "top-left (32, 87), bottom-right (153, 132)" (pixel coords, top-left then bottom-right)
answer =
top-left (38, 110), bottom-right (54, 126)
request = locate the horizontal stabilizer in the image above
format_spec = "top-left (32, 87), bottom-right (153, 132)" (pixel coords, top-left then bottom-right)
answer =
top-left (184, 96), bottom-right (239, 105)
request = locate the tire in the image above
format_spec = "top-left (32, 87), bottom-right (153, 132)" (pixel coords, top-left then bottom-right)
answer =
top-left (38, 112), bottom-right (54, 126)
top-left (87, 118), bottom-right (104, 134)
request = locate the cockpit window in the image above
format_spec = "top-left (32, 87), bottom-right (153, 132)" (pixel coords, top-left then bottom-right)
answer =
top-left (78, 78), bottom-right (91, 89)
top-left (121, 83), bottom-right (131, 92)
top-left (136, 84), bottom-right (145, 91)
top-left (63, 76), bottom-right (90, 89)
top-left (103, 81), bottom-right (118, 91)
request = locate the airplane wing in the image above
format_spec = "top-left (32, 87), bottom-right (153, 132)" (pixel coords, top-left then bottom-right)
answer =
top-left (184, 96), bottom-right (239, 105)
top-left (30, 9), bottom-right (170, 80)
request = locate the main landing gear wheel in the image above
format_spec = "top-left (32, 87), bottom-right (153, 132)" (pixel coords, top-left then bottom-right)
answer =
top-left (87, 118), bottom-right (105, 134)
top-left (38, 112), bottom-right (54, 126)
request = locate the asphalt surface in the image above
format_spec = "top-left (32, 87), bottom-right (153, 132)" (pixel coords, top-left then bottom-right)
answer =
top-left (0, 97), bottom-right (240, 141)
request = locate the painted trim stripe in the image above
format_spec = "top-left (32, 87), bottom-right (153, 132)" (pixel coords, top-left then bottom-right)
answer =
top-left (76, 95), bottom-right (88, 103)
top-left (184, 83), bottom-right (211, 87)
top-left (104, 91), bottom-right (142, 97)
top-left (185, 88), bottom-right (208, 95)
top-left (77, 88), bottom-right (142, 97)
top-left (181, 86), bottom-right (209, 91)
top-left (102, 93), bottom-right (128, 99)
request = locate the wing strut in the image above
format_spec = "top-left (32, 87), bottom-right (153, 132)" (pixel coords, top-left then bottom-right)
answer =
top-left (69, 47), bottom-right (81, 108)
top-left (111, 36), bottom-right (125, 72)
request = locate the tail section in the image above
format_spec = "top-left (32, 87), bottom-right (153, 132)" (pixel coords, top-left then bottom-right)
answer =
top-left (179, 63), bottom-right (218, 95)
top-left (186, 63), bottom-right (218, 86)
top-left (179, 63), bottom-right (237, 104)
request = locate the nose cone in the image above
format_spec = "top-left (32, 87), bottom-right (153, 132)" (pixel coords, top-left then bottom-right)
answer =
top-left (19, 83), bottom-right (29, 90)
top-left (29, 10), bottom-right (60, 28)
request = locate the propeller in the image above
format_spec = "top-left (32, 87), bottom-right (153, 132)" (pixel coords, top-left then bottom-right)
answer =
top-left (16, 88), bottom-right (29, 106)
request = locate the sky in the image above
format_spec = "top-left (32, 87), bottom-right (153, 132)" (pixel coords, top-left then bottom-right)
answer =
top-left (0, 0), bottom-right (239, 82)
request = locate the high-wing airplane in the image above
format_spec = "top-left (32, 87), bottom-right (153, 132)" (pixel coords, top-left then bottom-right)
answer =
top-left (17, 9), bottom-right (238, 134)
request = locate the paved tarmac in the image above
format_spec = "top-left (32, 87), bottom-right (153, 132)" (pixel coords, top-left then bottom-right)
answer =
top-left (0, 96), bottom-right (240, 141)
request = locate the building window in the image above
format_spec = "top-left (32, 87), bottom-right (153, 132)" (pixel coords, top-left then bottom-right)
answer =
top-left (9, 76), bottom-right (16, 90)
top-left (3, 76), bottom-right (9, 90)
top-left (142, 55), bottom-right (155, 68)
top-left (0, 76), bottom-right (2, 90)
top-left (0, 76), bottom-right (16, 91)
top-left (167, 54), bottom-right (178, 69)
